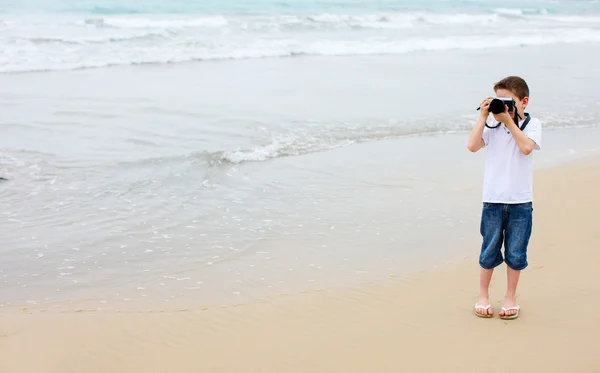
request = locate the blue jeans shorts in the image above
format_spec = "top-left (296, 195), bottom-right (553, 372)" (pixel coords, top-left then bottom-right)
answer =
top-left (479, 202), bottom-right (533, 271)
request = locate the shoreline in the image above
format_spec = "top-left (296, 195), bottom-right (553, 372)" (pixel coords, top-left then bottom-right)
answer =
top-left (3, 127), bottom-right (599, 313)
top-left (2, 154), bottom-right (600, 372)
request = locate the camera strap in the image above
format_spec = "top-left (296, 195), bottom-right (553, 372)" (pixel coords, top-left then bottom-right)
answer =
top-left (485, 112), bottom-right (531, 131)
top-left (520, 113), bottom-right (531, 131)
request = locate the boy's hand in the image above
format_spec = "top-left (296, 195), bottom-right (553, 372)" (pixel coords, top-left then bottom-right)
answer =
top-left (479, 97), bottom-right (492, 118)
top-left (493, 105), bottom-right (514, 125)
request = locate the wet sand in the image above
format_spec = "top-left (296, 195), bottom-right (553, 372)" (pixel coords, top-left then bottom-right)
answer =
top-left (1, 155), bottom-right (600, 373)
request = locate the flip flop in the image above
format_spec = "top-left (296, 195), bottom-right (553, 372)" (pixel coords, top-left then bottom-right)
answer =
top-left (474, 304), bottom-right (493, 318)
top-left (500, 305), bottom-right (520, 320)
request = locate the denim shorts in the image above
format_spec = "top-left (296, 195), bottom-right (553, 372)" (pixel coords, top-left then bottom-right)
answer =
top-left (479, 202), bottom-right (533, 270)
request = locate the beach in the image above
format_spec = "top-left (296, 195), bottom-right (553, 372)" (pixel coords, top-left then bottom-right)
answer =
top-left (2, 1), bottom-right (600, 371)
top-left (2, 45), bottom-right (600, 310)
top-left (3, 2), bottom-right (600, 308)
top-left (2, 155), bottom-right (600, 372)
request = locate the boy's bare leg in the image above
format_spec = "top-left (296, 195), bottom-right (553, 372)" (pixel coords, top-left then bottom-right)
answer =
top-left (477, 267), bottom-right (494, 316)
top-left (500, 267), bottom-right (520, 317)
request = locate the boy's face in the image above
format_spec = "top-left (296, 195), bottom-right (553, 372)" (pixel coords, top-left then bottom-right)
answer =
top-left (495, 88), bottom-right (528, 115)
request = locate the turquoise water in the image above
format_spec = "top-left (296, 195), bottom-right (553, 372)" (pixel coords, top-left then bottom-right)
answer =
top-left (3, 0), bottom-right (600, 15)
top-left (3, 0), bottom-right (600, 73)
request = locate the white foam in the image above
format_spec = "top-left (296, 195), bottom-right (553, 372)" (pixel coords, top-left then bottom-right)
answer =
top-left (2, 12), bottom-right (600, 73)
top-left (82, 15), bottom-right (229, 29)
top-left (493, 8), bottom-right (524, 16)
top-left (2, 31), bottom-right (600, 73)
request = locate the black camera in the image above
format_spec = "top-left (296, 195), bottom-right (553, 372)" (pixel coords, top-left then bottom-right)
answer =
top-left (488, 97), bottom-right (515, 114)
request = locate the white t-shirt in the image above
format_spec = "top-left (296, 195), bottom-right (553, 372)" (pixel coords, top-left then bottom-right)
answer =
top-left (481, 115), bottom-right (542, 203)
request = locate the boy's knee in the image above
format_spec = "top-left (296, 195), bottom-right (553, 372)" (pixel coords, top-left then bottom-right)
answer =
top-left (505, 239), bottom-right (529, 271)
top-left (479, 256), bottom-right (503, 270)
top-left (505, 255), bottom-right (528, 271)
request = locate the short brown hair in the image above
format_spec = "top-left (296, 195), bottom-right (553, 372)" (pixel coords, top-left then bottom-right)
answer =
top-left (493, 76), bottom-right (529, 100)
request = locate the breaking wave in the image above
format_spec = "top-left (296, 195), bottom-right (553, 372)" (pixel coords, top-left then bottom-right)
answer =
top-left (2, 11), bottom-right (600, 73)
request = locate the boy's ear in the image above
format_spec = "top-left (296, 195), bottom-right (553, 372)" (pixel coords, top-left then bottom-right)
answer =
top-left (521, 96), bottom-right (529, 108)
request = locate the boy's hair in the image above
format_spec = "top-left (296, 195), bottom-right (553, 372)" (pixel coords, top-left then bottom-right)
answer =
top-left (494, 76), bottom-right (529, 100)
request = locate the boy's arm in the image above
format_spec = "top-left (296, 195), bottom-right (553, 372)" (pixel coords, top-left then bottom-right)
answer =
top-left (467, 97), bottom-right (492, 153)
top-left (505, 120), bottom-right (536, 155)
top-left (467, 115), bottom-right (487, 152)
top-left (494, 111), bottom-right (537, 155)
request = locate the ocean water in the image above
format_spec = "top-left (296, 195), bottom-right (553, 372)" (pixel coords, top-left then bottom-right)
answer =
top-left (1, 0), bottom-right (600, 311)
top-left (2, 0), bottom-right (600, 72)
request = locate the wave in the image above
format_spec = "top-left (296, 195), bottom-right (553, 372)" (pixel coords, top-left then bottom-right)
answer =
top-left (2, 11), bottom-right (600, 73)
top-left (220, 136), bottom-right (356, 164)
top-left (63, 12), bottom-right (600, 31)
top-left (81, 13), bottom-right (499, 30)
top-left (108, 121), bottom-right (463, 170)
top-left (81, 15), bottom-right (229, 29)
top-left (50, 0), bottom-right (600, 17)
top-left (3, 27), bottom-right (600, 73)
top-left (109, 114), bottom-right (600, 171)
top-left (204, 117), bottom-right (600, 165)
top-left (87, 6), bottom-right (144, 15)
top-left (5, 11), bottom-right (600, 31)
top-left (6, 115), bottom-right (596, 176)
top-left (25, 32), bottom-right (170, 45)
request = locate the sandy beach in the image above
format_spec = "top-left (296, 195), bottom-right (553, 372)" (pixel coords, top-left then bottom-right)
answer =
top-left (1, 155), bottom-right (599, 373)
top-left (3, 1), bottom-right (600, 371)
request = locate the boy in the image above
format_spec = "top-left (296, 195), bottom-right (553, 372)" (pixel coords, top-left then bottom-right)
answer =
top-left (467, 76), bottom-right (542, 320)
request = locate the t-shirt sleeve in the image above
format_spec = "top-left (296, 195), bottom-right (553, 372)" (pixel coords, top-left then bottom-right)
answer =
top-left (482, 128), bottom-right (491, 146)
top-left (525, 117), bottom-right (542, 150)
top-left (482, 119), bottom-right (496, 146)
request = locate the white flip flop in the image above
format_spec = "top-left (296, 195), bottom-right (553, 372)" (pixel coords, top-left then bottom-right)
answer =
top-left (500, 305), bottom-right (520, 320)
top-left (474, 303), bottom-right (493, 318)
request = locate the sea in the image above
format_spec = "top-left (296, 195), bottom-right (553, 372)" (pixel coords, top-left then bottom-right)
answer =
top-left (1, 0), bottom-right (600, 311)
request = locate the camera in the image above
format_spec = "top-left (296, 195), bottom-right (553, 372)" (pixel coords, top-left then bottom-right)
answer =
top-left (489, 97), bottom-right (515, 114)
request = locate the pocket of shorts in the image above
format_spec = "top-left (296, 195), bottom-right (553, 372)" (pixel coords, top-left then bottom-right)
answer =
top-left (517, 202), bottom-right (533, 211)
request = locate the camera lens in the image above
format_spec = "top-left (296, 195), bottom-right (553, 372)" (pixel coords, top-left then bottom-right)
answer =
top-left (489, 99), bottom-right (505, 114)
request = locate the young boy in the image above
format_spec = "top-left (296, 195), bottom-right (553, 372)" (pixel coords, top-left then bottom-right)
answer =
top-left (467, 76), bottom-right (542, 320)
